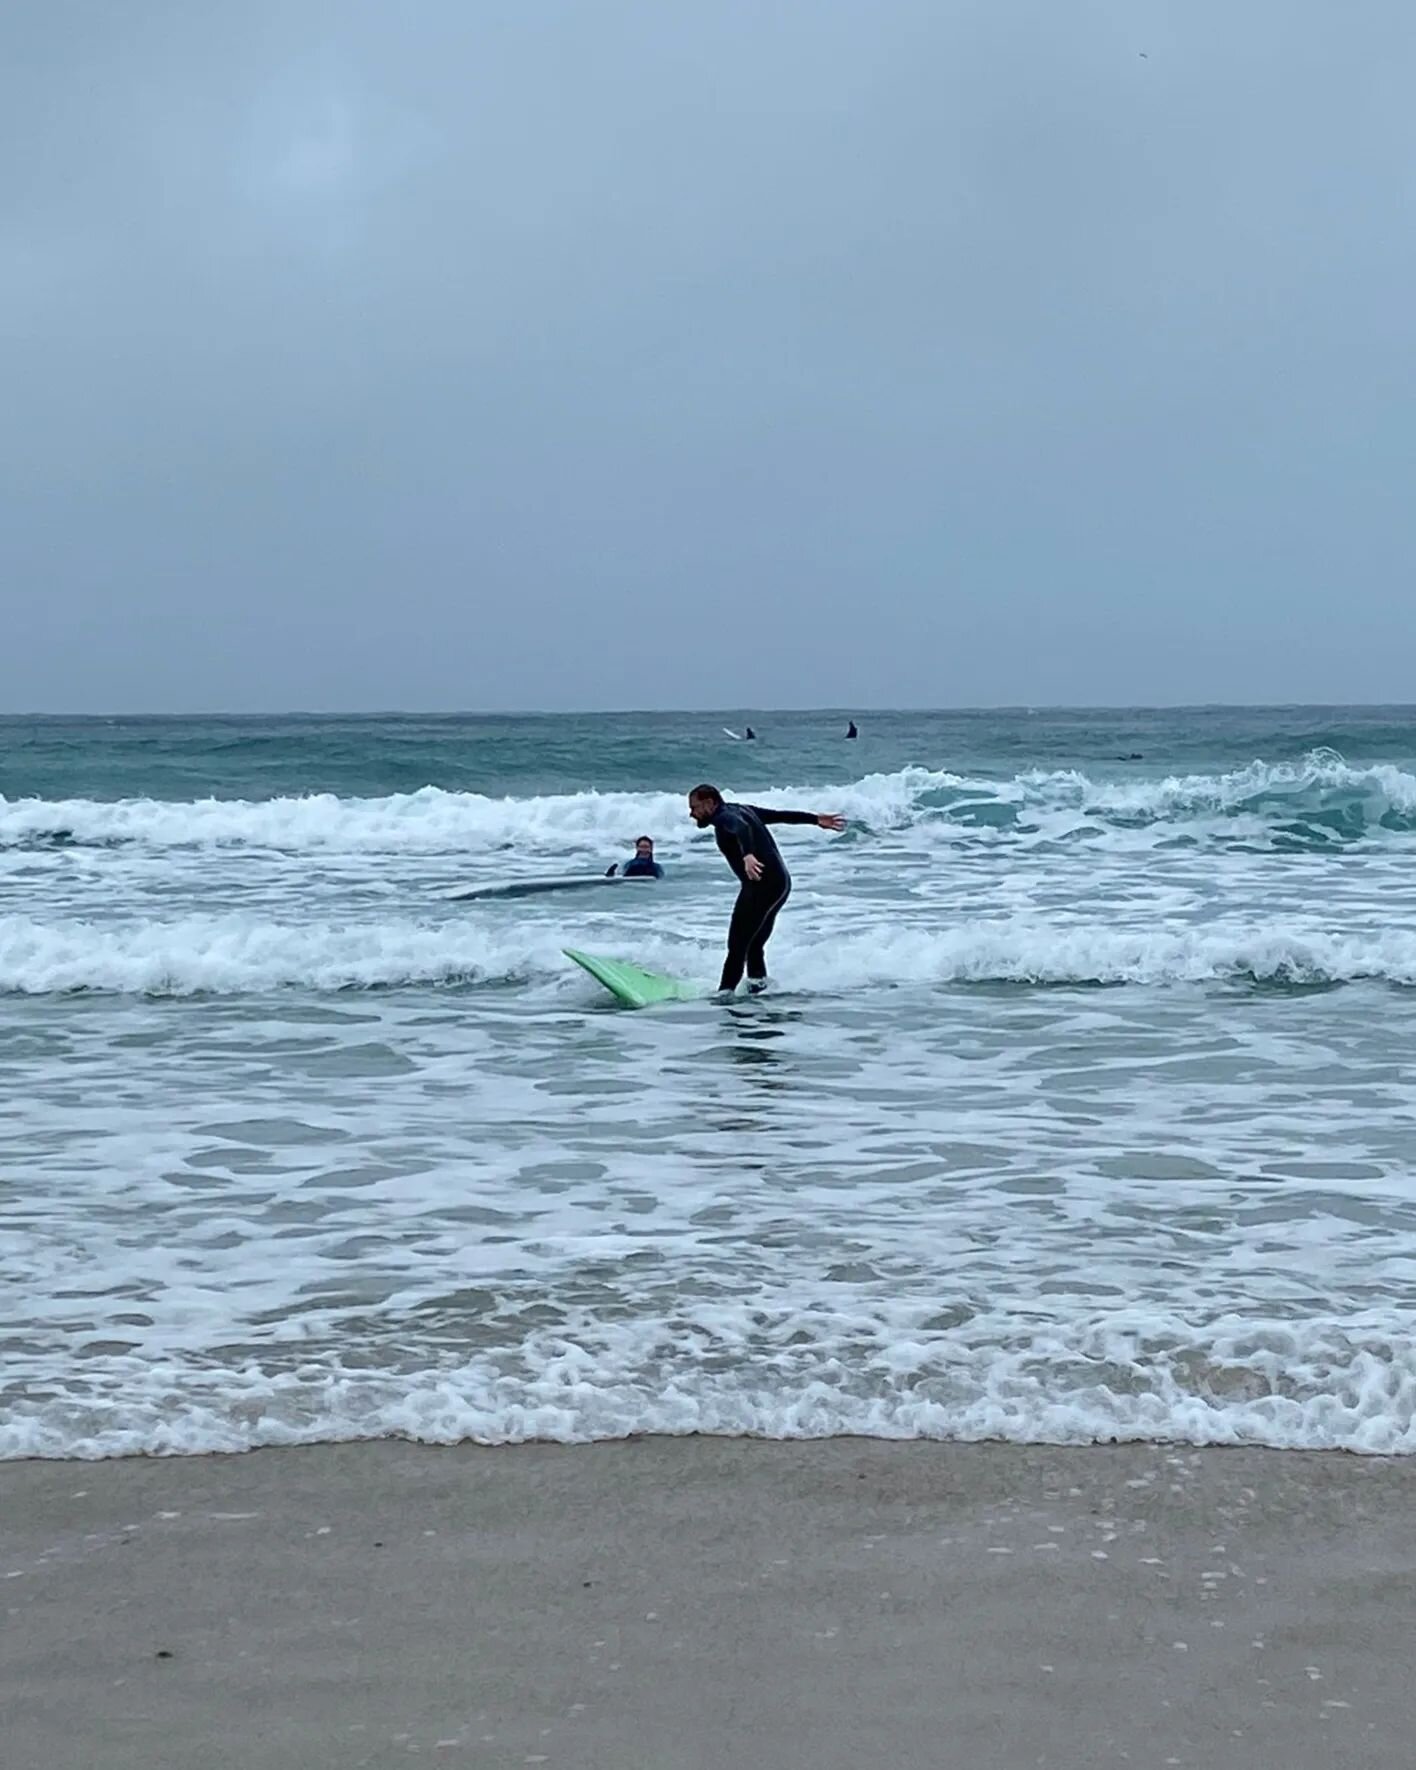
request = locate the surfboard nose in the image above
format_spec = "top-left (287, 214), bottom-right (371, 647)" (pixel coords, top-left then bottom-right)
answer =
top-left (564, 948), bottom-right (698, 1008)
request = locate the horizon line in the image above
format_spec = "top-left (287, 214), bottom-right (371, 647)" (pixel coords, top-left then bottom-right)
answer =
top-left (4, 700), bottom-right (1416, 721)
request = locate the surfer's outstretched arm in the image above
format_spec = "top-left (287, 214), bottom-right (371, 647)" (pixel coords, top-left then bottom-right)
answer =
top-left (750, 807), bottom-right (847, 832)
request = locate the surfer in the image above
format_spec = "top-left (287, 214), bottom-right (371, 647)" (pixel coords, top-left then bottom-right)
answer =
top-left (688, 785), bottom-right (845, 996)
top-left (846, 720), bottom-right (858, 739)
top-left (605, 835), bottom-right (664, 879)
top-left (744, 726), bottom-right (757, 741)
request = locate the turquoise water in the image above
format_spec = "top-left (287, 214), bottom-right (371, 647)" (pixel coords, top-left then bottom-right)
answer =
top-left (3, 708), bottom-right (1415, 1458)
top-left (8, 705), bottom-right (1416, 803)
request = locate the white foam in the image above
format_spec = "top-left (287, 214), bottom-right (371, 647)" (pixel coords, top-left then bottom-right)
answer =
top-left (2, 1306), bottom-right (1411, 1460)
top-left (0, 778), bottom-right (935, 855)
top-left (5, 751), bottom-right (1412, 856)
top-left (1030, 752), bottom-right (1416, 820)
top-left (0, 784), bottom-right (697, 854)
top-left (3, 910), bottom-right (1414, 995)
top-left (0, 913), bottom-right (574, 994)
top-left (795, 921), bottom-right (1416, 990)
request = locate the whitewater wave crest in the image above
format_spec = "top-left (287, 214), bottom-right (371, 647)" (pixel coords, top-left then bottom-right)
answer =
top-left (2, 1306), bottom-right (1411, 1459)
top-left (4, 913), bottom-right (1415, 996)
top-left (4, 751), bottom-right (1414, 855)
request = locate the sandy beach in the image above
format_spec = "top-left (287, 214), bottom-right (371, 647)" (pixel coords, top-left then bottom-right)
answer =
top-left (2, 1437), bottom-right (1411, 1769)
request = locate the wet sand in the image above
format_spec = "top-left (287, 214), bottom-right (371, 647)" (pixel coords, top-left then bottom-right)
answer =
top-left (3, 1438), bottom-right (1412, 1769)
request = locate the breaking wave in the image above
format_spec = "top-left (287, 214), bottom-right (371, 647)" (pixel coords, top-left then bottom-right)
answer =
top-left (4, 751), bottom-right (1414, 856)
top-left (3, 913), bottom-right (1414, 996)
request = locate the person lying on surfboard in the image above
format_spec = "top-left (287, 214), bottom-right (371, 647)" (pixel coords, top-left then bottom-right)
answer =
top-left (688, 785), bottom-right (845, 997)
top-left (605, 836), bottom-right (664, 879)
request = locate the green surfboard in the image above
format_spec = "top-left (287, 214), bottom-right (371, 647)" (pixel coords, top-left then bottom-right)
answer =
top-left (564, 948), bottom-right (699, 1008)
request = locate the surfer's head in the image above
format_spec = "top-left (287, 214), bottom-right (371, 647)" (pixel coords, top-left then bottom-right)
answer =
top-left (635, 836), bottom-right (654, 858)
top-left (688, 784), bottom-right (722, 827)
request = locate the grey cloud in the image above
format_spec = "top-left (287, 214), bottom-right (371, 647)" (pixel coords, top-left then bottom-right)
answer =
top-left (3, 1), bottom-right (1414, 711)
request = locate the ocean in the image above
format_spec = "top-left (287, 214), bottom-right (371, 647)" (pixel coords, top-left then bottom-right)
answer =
top-left (2, 706), bottom-right (1415, 1460)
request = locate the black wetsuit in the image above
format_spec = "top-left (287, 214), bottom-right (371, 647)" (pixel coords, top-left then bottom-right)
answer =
top-left (706, 803), bottom-right (817, 991)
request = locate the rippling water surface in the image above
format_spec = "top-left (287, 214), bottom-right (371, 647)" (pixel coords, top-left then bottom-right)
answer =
top-left (3, 707), bottom-right (1414, 1457)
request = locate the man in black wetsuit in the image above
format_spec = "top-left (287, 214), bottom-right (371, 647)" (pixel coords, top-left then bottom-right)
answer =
top-left (688, 784), bottom-right (845, 996)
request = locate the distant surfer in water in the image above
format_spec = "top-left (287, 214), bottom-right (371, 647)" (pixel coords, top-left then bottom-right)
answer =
top-left (606, 836), bottom-right (664, 879)
top-left (688, 785), bottom-right (845, 996)
top-left (744, 726), bottom-right (757, 741)
top-left (846, 720), bottom-right (858, 739)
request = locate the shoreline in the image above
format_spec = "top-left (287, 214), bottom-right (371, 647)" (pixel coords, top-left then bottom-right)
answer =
top-left (4, 1436), bottom-right (1412, 1769)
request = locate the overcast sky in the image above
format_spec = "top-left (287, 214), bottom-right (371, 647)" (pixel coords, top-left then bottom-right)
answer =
top-left (2, 1), bottom-right (1413, 713)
